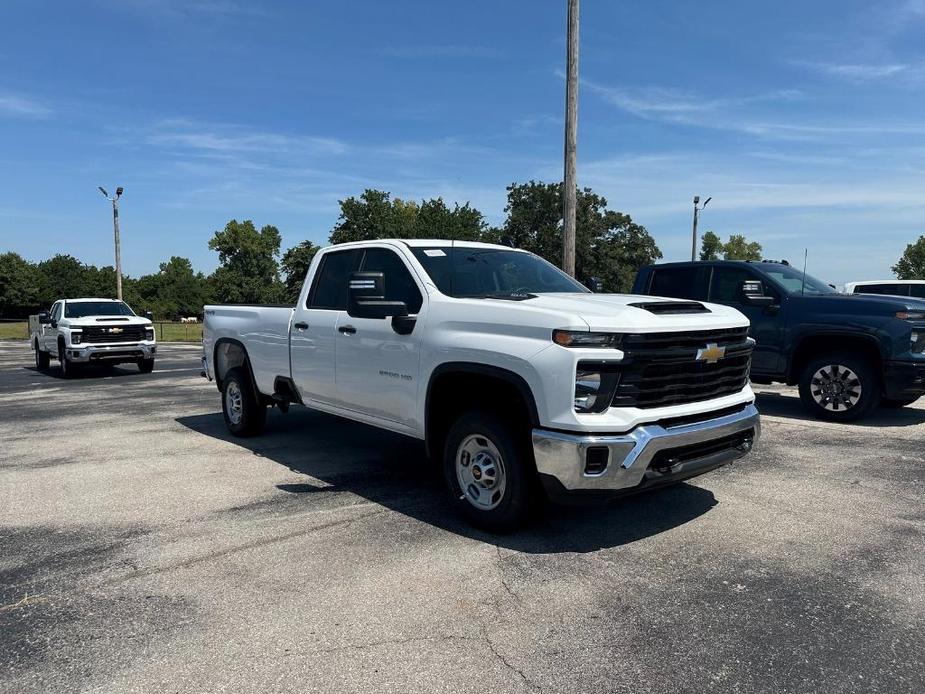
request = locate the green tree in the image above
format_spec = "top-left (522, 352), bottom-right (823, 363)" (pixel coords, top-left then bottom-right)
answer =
top-left (208, 220), bottom-right (285, 303)
top-left (893, 236), bottom-right (925, 279)
top-left (723, 234), bottom-right (763, 261)
top-left (329, 189), bottom-right (487, 244)
top-left (0, 252), bottom-right (41, 317)
top-left (141, 256), bottom-right (209, 319)
top-left (280, 241), bottom-right (320, 303)
top-left (35, 255), bottom-right (94, 306)
top-left (496, 181), bottom-right (662, 292)
top-left (700, 231), bottom-right (723, 261)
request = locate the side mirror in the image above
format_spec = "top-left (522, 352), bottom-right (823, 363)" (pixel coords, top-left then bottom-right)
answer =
top-left (740, 280), bottom-right (776, 307)
top-left (38, 312), bottom-right (50, 324)
top-left (585, 276), bottom-right (605, 293)
top-left (347, 271), bottom-right (409, 319)
top-left (144, 310), bottom-right (154, 321)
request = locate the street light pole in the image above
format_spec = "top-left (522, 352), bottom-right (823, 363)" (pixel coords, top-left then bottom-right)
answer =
top-left (690, 195), bottom-right (711, 261)
top-left (99, 186), bottom-right (124, 300)
top-left (562, 0), bottom-right (579, 277)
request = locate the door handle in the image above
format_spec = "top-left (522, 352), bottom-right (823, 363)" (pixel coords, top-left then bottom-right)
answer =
top-left (294, 321), bottom-right (309, 330)
top-left (338, 325), bottom-right (356, 335)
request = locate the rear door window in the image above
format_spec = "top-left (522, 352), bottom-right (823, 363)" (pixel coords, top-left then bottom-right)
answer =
top-left (307, 249), bottom-right (362, 310)
top-left (857, 284), bottom-right (910, 296)
top-left (648, 266), bottom-right (711, 301)
top-left (910, 285), bottom-right (925, 299)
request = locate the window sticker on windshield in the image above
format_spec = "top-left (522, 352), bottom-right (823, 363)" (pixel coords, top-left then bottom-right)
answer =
top-left (423, 249), bottom-right (446, 257)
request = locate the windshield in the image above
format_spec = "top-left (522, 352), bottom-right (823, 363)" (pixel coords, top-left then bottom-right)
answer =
top-left (64, 301), bottom-right (136, 318)
top-left (762, 265), bottom-right (836, 295)
top-left (411, 247), bottom-right (588, 298)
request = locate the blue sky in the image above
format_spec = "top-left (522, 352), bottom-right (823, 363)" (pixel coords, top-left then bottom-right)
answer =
top-left (1, 0), bottom-right (924, 285)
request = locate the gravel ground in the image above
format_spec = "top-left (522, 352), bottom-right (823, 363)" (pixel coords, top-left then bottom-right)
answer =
top-left (1, 342), bottom-right (923, 693)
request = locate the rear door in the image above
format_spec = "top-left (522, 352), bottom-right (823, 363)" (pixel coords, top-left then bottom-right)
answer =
top-left (290, 248), bottom-right (362, 405)
top-left (708, 266), bottom-right (784, 374)
top-left (334, 246), bottom-right (425, 427)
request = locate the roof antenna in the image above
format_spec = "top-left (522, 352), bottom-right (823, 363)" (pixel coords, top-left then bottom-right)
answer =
top-left (801, 248), bottom-right (808, 296)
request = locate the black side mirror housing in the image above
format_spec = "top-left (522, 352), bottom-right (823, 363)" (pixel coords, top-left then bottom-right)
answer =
top-left (585, 276), bottom-right (605, 293)
top-left (740, 280), bottom-right (776, 307)
top-left (38, 312), bottom-right (50, 324)
top-left (144, 310), bottom-right (154, 321)
top-left (347, 271), bottom-right (409, 319)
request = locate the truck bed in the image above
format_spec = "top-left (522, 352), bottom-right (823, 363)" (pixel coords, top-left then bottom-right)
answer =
top-left (203, 304), bottom-right (294, 395)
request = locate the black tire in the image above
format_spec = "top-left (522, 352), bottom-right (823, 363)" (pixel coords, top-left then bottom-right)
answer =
top-left (138, 359), bottom-right (155, 374)
top-left (221, 366), bottom-right (267, 437)
top-left (58, 342), bottom-right (77, 379)
top-left (34, 342), bottom-right (50, 370)
top-left (881, 396), bottom-right (920, 409)
top-left (443, 410), bottom-right (537, 532)
top-left (798, 352), bottom-right (880, 422)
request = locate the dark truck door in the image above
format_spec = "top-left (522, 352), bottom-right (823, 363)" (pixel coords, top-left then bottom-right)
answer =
top-left (708, 266), bottom-right (784, 375)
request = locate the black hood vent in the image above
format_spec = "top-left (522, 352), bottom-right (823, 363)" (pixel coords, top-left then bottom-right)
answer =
top-left (629, 301), bottom-right (710, 315)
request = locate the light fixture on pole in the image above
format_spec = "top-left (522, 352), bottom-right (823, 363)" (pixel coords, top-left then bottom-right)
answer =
top-left (691, 195), bottom-right (711, 261)
top-left (98, 186), bottom-right (124, 300)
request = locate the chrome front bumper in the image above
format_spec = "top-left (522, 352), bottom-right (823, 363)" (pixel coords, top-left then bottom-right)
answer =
top-left (533, 403), bottom-right (760, 495)
top-left (66, 343), bottom-right (157, 362)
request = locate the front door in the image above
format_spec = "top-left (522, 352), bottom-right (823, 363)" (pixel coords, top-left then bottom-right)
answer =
top-left (43, 302), bottom-right (62, 352)
top-left (335, 246), bottom-right (425, 426)
top-left (290, 248), bottom-right (362, 405)
top-left (709, 266), bottom-right (784, 374)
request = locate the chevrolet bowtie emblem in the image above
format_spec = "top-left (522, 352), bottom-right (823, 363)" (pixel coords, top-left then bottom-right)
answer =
top-left (109, 327), bottom-right (123, 334)
top-left (696, 343), bottom-right (726, 363)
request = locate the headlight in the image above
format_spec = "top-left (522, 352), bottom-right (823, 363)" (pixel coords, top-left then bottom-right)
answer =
top-left (912, 331), bottom-right (925, 354)
top-left (145, 327), bottom-right (155, 341)
top-left (70, 331), bottom-right (82, 345)
top-left (574, 362), bottom-right (621, 413)
top-left (553, 330), bottom-right (622, 348)
top-left (896, 311), bottom-right (925, 321)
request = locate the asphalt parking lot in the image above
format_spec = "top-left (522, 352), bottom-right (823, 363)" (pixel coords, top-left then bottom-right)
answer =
top-left (1, 342), bottom-right (923, 694)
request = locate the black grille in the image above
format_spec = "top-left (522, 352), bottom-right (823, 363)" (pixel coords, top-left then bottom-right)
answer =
top-left (80, 325), bottom-right (149, 344)
top-left (611, 327), bottom-right (752, 409)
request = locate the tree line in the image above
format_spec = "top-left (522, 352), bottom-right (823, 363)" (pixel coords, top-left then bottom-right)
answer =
top-left (6, 179), bottom-right (919, 319)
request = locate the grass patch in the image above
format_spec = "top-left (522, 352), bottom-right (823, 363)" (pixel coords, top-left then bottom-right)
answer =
top-left (0, 321), bottom-right (202, 342)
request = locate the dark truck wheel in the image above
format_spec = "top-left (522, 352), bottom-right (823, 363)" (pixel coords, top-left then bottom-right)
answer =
top-left (443, 410), bottom-right (537, 532)
top-left (222, 367), bottom-right (267, 437)
top-left (58, 343), bottom-right (77, 379)
top-left (798, 352), bottom-right (879, 422)
top-left (34, 342), bottom-right (50, 370)
top-left (881, 396), bottom-right (920, 409)
top-left (138, 359), bottom-right (155, 374)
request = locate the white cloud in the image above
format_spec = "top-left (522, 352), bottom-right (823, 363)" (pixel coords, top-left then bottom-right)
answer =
top-left (794, 60), bottom-right (913, 81)
top-left (0, 93), bottom-right (51, 118)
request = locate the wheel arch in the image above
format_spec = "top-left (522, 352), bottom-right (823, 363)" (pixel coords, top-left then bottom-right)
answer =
top-left (424, 362), bottom-right (540, 460)
top-left (213, 338), bottom-right (259, 394)
top-left (787, 331), bottom-right (882, 385)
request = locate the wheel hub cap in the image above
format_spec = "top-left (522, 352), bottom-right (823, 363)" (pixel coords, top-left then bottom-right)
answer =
top-left (226, 382), bottom-right (243, 424)
top-left (456, 435), bottom-right (506, 511)
top-left (811, 364), bottom-right (862, 411)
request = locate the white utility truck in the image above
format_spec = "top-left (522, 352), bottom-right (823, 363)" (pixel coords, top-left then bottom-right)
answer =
top-left (202, 240), bottom-right (760, 530)
top-left (30, 298), bottom-right (157, 377)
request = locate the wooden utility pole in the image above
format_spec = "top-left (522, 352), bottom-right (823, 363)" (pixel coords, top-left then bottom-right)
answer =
top-left (112, 195), bottom-right (122, 300)
top-left (562, 0), bottom-right (579, 277)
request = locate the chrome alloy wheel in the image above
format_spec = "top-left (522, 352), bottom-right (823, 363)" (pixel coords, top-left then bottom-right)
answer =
top-left (225, 381), bottom-right (244, 425)
top-left (456, 434), bottom-right (507, 511)
top-left (810, 364), bottom-right (862, 412)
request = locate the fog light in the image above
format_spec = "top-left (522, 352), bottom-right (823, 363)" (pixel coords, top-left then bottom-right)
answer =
top-left (584, 446), bottom-right (609, 475)
top-left (912, 331), bottom-right (924, 354)
top-left (574, 362), bottom-right (621, 413)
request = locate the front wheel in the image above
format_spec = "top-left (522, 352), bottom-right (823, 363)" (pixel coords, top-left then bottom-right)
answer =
top-left (881, 396), bottom-right (920, 409)
top-left (138, 359), bottom-right (155, 374)
top-left (58, 343), bottom-right (77, 379)
top-left (798, 352), bottom-right (879, 422)
top-left (443, 411), bottom-right (537, 532)
top-left (221, 367), bottom-right (267, 437)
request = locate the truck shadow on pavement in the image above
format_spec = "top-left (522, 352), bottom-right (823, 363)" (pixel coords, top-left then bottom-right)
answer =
top-left (176, 408), bottom-right (719, 554)
top-left (754, 391), bottom-right (925, 427)
top-left (24, 364), bottom-right (140, 380)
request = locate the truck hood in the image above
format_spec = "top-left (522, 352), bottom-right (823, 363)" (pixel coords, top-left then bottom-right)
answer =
top-left (63, 316), bottom-right (152, 327)
top-left (521, 293), bottom-right (749, 332)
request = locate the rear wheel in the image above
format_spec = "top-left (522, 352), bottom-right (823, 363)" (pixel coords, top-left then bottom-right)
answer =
top-left (222, 367), bottom-right (267, 437)
top-left (798, 352), bottom-right (879, 422)
top-left (34, 341), bottom-right (49, 370)
top-left (443, 410), bottom-right (536, 532)
top-left (881, 396), bottom-right (920, 409)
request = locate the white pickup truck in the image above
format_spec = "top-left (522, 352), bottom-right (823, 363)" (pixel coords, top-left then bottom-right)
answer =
top-left (202, 240), bottom-right (760, 530)
top-left (30, 298), bottom-right (157, 377)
